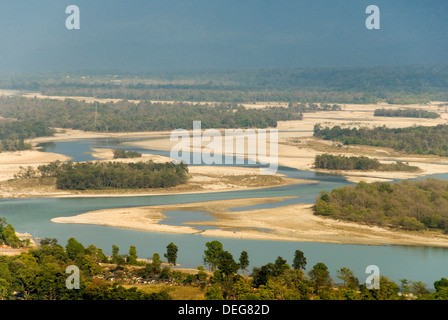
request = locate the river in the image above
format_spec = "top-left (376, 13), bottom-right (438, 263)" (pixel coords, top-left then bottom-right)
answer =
top-left (1, 137), bottom-right (448, 288)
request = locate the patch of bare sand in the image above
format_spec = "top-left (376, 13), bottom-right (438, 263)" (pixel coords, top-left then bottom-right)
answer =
top-left (0, 150), bottom-right (70, 182)
top-left (52, 198), bottom-right (448, 247)
top-left (50, 197), bottom-right (292, 235)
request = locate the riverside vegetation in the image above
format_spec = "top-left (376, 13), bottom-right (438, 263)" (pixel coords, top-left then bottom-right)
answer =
top-left (314, 154), bottom-right (420, 172)
top-left (2, 226), bottom-right (448, 300)
top-left (373, 108), bottom-right (440, 119)
top-left (15, 160), bottom-right (190, 190)
top-left (314, 124), bottom-right (448, 157)
top-left (314, 178), bottom-right (448, 232)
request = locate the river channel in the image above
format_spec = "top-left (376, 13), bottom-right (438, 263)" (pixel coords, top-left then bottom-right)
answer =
top-left (1, 137), bottom-right (447, 288)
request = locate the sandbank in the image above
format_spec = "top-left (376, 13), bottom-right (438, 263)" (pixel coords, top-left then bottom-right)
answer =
top-left (51, 197), bottom-right (448, 247)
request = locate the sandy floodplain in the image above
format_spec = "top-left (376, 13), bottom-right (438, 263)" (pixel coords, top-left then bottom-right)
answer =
top-left (5, 97), bottom-right (448, 246)
top-left (51, 196), bottom-right (448, 247)
top-left (121, 101), bottom-right (448, 183)
top-left (47, 101), bottom-right (448, 246)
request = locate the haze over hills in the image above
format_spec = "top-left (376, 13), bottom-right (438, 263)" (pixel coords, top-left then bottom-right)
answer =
top-left (0, 0), bottom-right (446, 73)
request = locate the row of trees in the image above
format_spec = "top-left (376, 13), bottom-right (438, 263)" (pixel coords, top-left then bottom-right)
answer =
top-left (2, 222), bottom-right (448, 300)
top-left (314, 154), bottom-right (419, 172)
top-left (35, 160), bottom-right (189, 190)
top-left (288, 102), bottom-right (342, 111)
top-left (0, 96), bottom-right (302, 132)
top-left (374, 108), bottom-right (440, 119)
top-left (196, 240), bottom-right (440, 300)
top-left (314, 178), bottom-right (448, 232)
top-left (0, 234), bottom-right (175, 300)
top-left (314, 124), bottom-right (448, 157)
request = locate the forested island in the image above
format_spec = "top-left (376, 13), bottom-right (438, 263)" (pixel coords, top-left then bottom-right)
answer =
top-left (314, 124), bottom-right (448, 157)
top-left (374, 108), bottom-right (440, 119)
top-left (314, 154), bottom-right (420, 172)
top-left (33, 160), bottom-right (190, 190)
top-left (314, 178), bottom-right (448, 232)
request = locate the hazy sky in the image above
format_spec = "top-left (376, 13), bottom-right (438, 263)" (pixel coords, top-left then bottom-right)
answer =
top-left (0, 0), bottom-right (447, 72)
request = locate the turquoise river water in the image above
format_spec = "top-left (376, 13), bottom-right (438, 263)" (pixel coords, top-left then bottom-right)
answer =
top-left (1, 137), bottom-right (447, 288)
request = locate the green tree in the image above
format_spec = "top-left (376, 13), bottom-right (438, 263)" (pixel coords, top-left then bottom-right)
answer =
top-left (111, 244), bottom-right (125, 265)
top-left (292, 250), bottom-right (307, 271)
top-left (217, 251), bottom-right (239, 278)
top-left (411, 281), bottom-right (430, 298)
top-left (308, 263), bottom-right (332, 292)
top-left (203, 240), bottom-right (224, 271)
top-left (197, 266), bottom-right (208, 289)
top-left (143, 253), bottom-right (162, 277)
top-left (159, 266), bottom-right (171, 280)
top-left (65, 237), bottom-right (85, 260)
top-left (360, 276), bottom-right (400, 300)
top-left (164, 242), bottom-right (178, 266)
top-left (205, 284), bottom-right (224, 300)
top-left (0, 278), bottom-right (10, 300)
top-left (239, 251), bottom-right (249, 275)
top-left (336, 267), bottom-right (359, 289)
top-left (273, 256), bottom-right (290, 276)
top-left (127, 245), bottom-right (138, 265)
top-left (434, 277), bottom-right (448, 292)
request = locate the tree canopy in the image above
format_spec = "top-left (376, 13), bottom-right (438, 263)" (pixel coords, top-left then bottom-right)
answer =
top-left (314, 178), bottom-right (448, 232)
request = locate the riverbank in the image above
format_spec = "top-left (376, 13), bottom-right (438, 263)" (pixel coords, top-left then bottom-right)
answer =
top-left (25, 100), bottom-right (448, 185)
top-left (0, 150), bottom-right (71, 182)
top-left (51, 197), bottom-right (448, 247)
top-left (0, 161), bottom-right (301, 199)
top-left (5, 100), bottom-right (448, 195)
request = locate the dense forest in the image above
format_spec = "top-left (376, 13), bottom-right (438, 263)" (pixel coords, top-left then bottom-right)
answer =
top-left (0, 96), bottom-right (302, 132)
top-left (374, 108), bottom-right (440, 118)
top-left (2, 65), bottom-right (448, 104)
top-left (35, 160), bottom-right (189, 190)
top-left (314, 154), bottom-right (420, 172)
top-left (314, 178), bottom-right (448, 232)
top-left (314, 124), bottom-right (448, 157)
top-left (1, 222), bottom-right (448, 300)
top-left (0, 119), bottom-right (54, 152)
